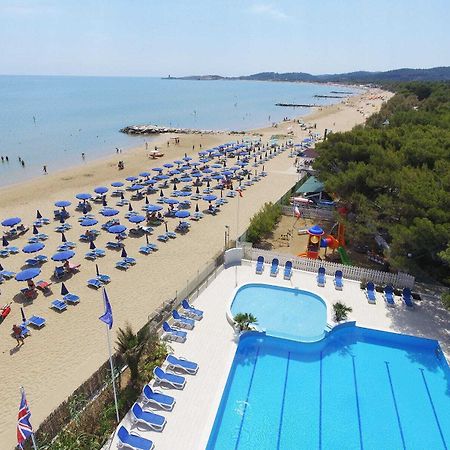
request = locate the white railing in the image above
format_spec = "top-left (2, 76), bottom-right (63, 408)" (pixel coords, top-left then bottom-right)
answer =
top-left (281, 204), bottom-right (335, 221)
top-left (243, 247), bottom-right (415, 288)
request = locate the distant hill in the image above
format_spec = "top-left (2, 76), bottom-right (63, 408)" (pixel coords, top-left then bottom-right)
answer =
top-left (167, 67), bottom-right (450, 84)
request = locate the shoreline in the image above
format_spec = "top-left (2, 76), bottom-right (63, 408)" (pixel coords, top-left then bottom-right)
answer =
top-left (0, 87), bottom-right (391, 448)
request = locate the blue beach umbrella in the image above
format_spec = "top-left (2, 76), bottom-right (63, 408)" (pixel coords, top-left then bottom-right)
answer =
top-left (100, 209), bottom-right (119, 217)
top-left (1, 217), bottom-right (21, 227)
top-left (80, 218), bottom-right (98, 227)
top-left (130, 184), bottom-right (145, 191)
top-left (178, 191), bottom-right (191, 197)
top-left (94, 186), bottom-right (109, 195)
top-left (164, 198), bottom-right (179, 205)
top-left (203, 194), bottom-right (217, 202)
top-left (152, 167), bottom-right (163, 172)
top-left (146, 205), bottom-right (163, 212)
top-left (175, 210), bottom-right (190, 219)
top-left (157, 174), bottom-right (169, 180)
top-left (15, 268), bottom-right (41, 281)
top-left (174, 160), bottom-right (184, 165)
top-left (126, 176), bottom-right (138, 182)
top-left (76, 193), bottom-right (92, 201)
top-left (169, 169), bottom-right (181, 175)
top-left (128, 215), bottom-right (145, 224)
top-left (180, 176), bottom-right (192, 183)
top-left (108, 224), bottom-right (127, 234)
top-left (202, 168), bottom-right (213, 173)
top-left (163, 163), bottom-right (174, 168)
top-left (111, 181), bottom-right (124, 187)
top-left (51, 250), bottom-right (75, 261)
top-left (23, 242), bottom-right (45, 253)
top-left (55, 200), bottom-right (71, 208)
top-left (139, 172), bottom-right (151, 178)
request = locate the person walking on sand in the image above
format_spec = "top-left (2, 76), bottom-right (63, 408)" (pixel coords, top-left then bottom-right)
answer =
top-left (12, 324), bottom-right (24, 346)
top-left (43, 165), bottom-right (47, 174)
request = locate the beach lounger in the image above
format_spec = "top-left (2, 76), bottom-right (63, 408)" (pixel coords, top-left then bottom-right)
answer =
top-left (284, 261), bottom-right (293, 280)
top-left (54, 266), bottom-right (66, 279)
top-left (36, 255), bottom-right (48, 263)
top-left (87, 278), bottom-right (102, 289)
top-left (117, 426), bottom-right (154, 450)
top-left (165, 355), bottom-right (198, 374)
top-left (123, 257), bottom-right (136, 265)
top-left (0, 249), bottom-right (9, 258)
top-left (36, 280), bottom-right (52, 294)
top-left (181, 299), bottom-right (203, 320)
top-left (116, 260), bottom-right (130, 270)
top-left (67, 261), bottom-right (81, 272)
top-left (383, 285), bottom-right (395, 306)
top-left (334, 270), bottom-right (343, 290)
top-left (85, 251), bottom-right (97, 260)
top-left (64, 293), bottom-right (80, 304)
top-left (106, 241), bottom-right (122, 250)
top-left (162, 322), bottom-right (187, 342)
top-left (1, 270), bottom-right (15, 279)
top-left (142, 384), bottom-right (175, 410)
top-left (270, 258), bottom-right (279, 277)
top-left (7, 246), bottom-right (19, 254)
top-left (25, 258), bottom-right (40, 267)
top-left (402, 287), bottom-right (414, 307)
top-left (153, 366), bottom-right (186, 389)
top-left (26, 315), bottom-right (46, 328)
top-left (131, 403), bottom-right (166, 431)
top-left (51, 300), bottom-right (67, 311)
top-left (171, 310), bottom-right (195, 330)
top-left (366, 281), bottom-right (376, 304)
top-left (157, 234), bottom-right (169, 242)
top-left (317, 267), bottom-right (326, 287)
top-left (255, 256), bottom-right (264, 274)
top-left (139, 246), bottom-right (152, 255)
top-left (97, 274), bottom-right (111, 284)
top-left (21, 288), bottom-right (37, 300)
top-left (94, 249), bottom-right (106, 257)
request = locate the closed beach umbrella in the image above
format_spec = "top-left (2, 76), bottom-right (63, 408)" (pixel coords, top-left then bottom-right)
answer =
top-left (128, 203), bottom-right (133, 212)
top-left (1, 217), bottom-right (21, 227)
top-left (164, 222), bottom-right (168, 233)
top-left (128, 215), bottom-right (145, 224)
top-left (195, 186), bottom-right (200, 194)
top-left (61, 233), bottom-right (67, 243)
top-left (100, 209), bottom-right (119, 217)
top-left (21, 307), bottom-right (27, 323)
top-left (23, 242), bottom-right (45, 253)
top-left (80, 218), bottom-right (98, 227)
top-left (90, 241), bottom-right (96, 250)
top-left (94, 186), bottom-right (109, 195)
top-left (145, 234), bottom-right (150, 245)
top-left (108, 224), bottom-right (127, 234)
top-left (160, 190), bottom-right (164, 197)
top-left (15, 268), bottom-right (41, 281)
top-left (2, 236), bottom-right (9, 247)
top-left (195, 203), bottom-right (199, 213)
top-left (175, 210), bottom-right (190, 219)
top-left (102, 197), bottom-right (108, 207)
top-left (121, 247), bottom-right (127, 258)
top-left (145, 196), bottom-right (149, 205)
top-left (54, 200), bottom-right (71, 208)
top-left (32, 225), bottom-right (38, 235)
top-left (95, 263), bottom-right (100, 277)
top-left (61, 283), bottom-right (69, 296)
top-left (51, 250), bottom-right (75, 261)
top-left (36, 210), bottom-right (42, 219)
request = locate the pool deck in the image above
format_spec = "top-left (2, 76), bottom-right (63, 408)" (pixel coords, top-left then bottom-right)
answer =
top-left (109, 260), bottom-right (450, 450)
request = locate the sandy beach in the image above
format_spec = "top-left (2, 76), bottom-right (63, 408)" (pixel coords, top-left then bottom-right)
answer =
top-left (0, 87), bottom-right (391, 448)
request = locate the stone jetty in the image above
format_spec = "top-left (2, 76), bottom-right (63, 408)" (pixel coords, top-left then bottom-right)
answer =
top-left (120, 125), bottom-right (222, 135)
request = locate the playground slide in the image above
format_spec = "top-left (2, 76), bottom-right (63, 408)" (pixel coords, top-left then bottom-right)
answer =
top-left (297, 252), bottom-right (308, 257)
top-left (337, 246), bottom-right (352, 266)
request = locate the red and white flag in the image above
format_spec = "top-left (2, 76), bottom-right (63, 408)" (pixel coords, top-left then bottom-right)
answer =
top-left (294, 205), bottom-right (301, 218)
top-left (236, 187), bottom-right (243, 198)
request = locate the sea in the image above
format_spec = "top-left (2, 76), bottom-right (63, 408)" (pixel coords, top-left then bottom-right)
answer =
top-left (0, 75), bottom-right (354, 186)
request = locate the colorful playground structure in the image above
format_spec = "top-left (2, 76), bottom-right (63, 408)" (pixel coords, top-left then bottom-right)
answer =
top-left (298, 223), bottom-right (352, 265)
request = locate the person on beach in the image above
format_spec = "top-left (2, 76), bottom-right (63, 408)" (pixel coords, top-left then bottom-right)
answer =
top-left (43, 165), bottom-right (47, 174)
top-left (81, 153), bottom-right (85, 160)
top-left (1, 156), bottom-right (3, 162)
top-left (5, 156), bottom-right (9, 161)
top-left (21, 160), bottom-right (25, 167)
top-left (12, 324), bottom-right (24, 346)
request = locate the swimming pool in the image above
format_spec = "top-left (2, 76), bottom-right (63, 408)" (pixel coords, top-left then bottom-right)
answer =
top-left (230, 283), bottom-right (327, 341)
top-left (207, 327), bottom-right (450, 450)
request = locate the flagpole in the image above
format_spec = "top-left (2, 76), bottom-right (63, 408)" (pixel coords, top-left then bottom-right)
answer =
top-left (20, 386), bottom-right (38, 450)
top-left (235, 187), bottom-right (240, 287)
top-left (105, 323), bottom-right (120, 423)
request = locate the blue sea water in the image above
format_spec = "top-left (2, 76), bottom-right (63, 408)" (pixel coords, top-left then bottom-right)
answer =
top-left (231, 283), bottom-right (327, 341)
top-left (207, 329), bottom-right (450, 450)
top-left (0, 76), bottom-right (351, 186)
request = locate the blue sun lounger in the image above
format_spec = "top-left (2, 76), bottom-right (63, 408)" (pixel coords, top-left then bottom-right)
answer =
top-left (64, 293), bottom-right (80, 304)
top-left (255, 256), bottom-right (264, 274)
top-left (139, 245), bottom-right (153, 254)
top-left (402, 287), bottom-right (414, 307)
top-left (366, 281), bottom-right (376, 304)
top-left (283, 261), bottom-right (293, 280)
top-left (51, 300), bottom-right (67, 312)
top-left (116, 260), bottom-right (130, 270)
top-left (270, 258), bottom-right (279, 277)
top-left (26, 315), bottom-right (46, 328)
top-left (117, 426), bottom-right (154, 450)
top-left (157, 234), bottom-right (169, 242)
top-left (142, 384), bottom-right (175, 411)
top-left (171, 310), bottom-right (195, 330)
top-left (165, 355), bottom-right (198, 374)
top-left (54, 266), bottom-right (66, 279)
top-left (334, 270), bottom-right (343, 290)
top-left (317, 267), bottom-right (326, 287)
top-left (123, 257), bottom-right (136, 265)
top-left (153, 366), bottom-right (186, 389)
top-left (1, 269), bottom-right (15, 279)
top-left (162, 322), bottom-right (187, 342)
top-left (382, 285), bottom-right (395, 306)
top-left (87, 278), bottom-right (102, 289)
top-left (181, 299), bottom-right (203, 320)
top-left (97, 274), bottom-right (111, 284)
top-left (131, 403), bottom-right (166, 431)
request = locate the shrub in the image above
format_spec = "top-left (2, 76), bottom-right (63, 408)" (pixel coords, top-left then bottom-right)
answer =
top-left (333, 302), bottom-right (353, 322)
top-left (246, 202), bottom-right (282, 243)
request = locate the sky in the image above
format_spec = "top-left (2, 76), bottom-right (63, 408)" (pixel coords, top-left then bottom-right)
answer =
top-left (0, 0), bottom-right (449, 77)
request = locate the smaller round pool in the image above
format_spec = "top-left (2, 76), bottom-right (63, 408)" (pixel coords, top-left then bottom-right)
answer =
top-left (230, 283), bottom-right (327, 341)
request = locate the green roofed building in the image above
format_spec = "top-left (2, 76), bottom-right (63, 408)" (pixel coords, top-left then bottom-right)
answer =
top-left (295, 176), bottom-right (324, 195)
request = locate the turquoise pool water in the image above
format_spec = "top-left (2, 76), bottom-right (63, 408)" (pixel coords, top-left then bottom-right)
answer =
top-left (230, 284), bottom-right (327, 341)
top-left (207, 328), bottom-right (450, 450)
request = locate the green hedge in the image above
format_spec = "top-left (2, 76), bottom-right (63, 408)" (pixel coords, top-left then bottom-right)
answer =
top-left (246, 202), bottom-right (282, 243)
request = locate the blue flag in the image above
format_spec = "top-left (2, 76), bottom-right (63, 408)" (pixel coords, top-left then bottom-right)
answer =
top-left (99, 287), bottom-right (113, 329)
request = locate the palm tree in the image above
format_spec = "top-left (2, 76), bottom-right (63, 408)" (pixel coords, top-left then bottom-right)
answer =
top-left (333, 302), bottom-right (352, 322)
top-left (233, 312), bottom-right (258, 332)
top-left (116, 323), bottom-right (150, 386)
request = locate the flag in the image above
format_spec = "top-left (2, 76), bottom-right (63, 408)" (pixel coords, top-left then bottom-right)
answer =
top-left (17, 388), bottom-right (33, 449)
top-left (236, 187), bottom-right (243, 198)
top-left (99, 287), bottom-right (113, 329)
top-left (294, 205), bottom-right (301, 218)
